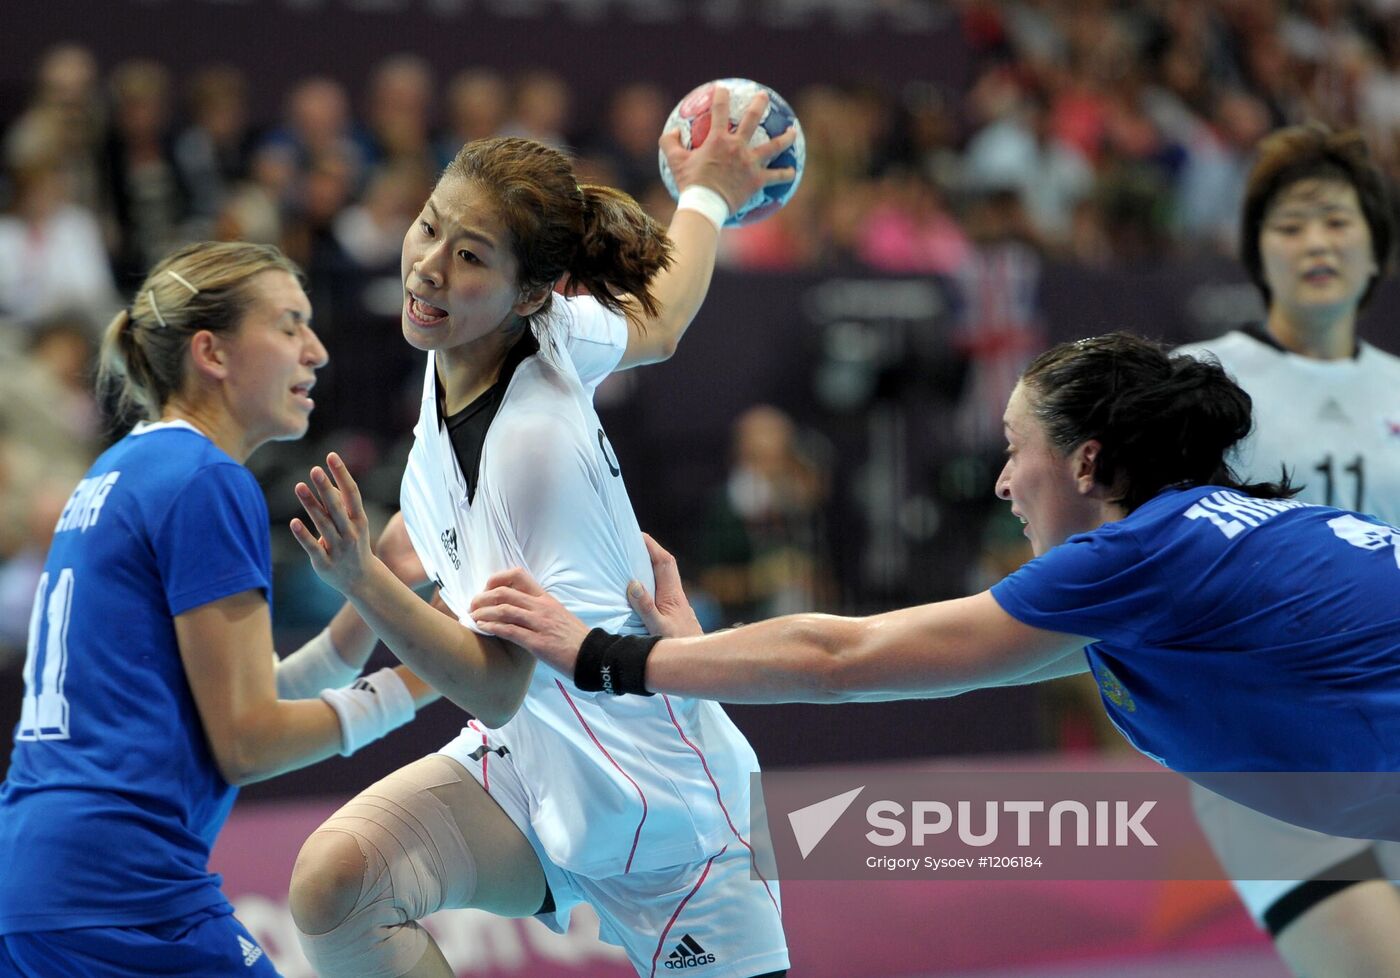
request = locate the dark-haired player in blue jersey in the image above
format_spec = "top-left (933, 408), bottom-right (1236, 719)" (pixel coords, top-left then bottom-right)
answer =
top-left (470, 331), bottom-right (1400, 842)
top-left (0, 241), bottom-right (436, 978)
top-left (1177, 123), bottom-right (1400, 978)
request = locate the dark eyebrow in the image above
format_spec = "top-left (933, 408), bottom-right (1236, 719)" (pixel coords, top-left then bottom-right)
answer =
top-left (1270, 201), bottom-right (1362, 218)
top-left (425, 199), bottom-right (498, 251)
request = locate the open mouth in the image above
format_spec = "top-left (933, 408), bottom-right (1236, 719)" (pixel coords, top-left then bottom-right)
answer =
top-left (1302, 267), bottom-right (1338, 284)
top-left (406, 292), bottom-right (449, 327)
top-left (290, 380), bottom-right (316, 409)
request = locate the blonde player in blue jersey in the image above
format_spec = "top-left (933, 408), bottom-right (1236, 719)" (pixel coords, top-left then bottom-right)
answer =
top-left (286, 89), bottom-right (795, 978)
top-left (0, 241), bottom-right (437, 978)
top-left (1178, 124), bottom-right (1400, 978)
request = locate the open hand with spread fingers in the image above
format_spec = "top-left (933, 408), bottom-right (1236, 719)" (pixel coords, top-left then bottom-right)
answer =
top-left (471, 568), bottom-right (590, 676)
top-left (290, 452), bottom-right (381, 597)
top-left (659, 84), bottom-right (799, 216)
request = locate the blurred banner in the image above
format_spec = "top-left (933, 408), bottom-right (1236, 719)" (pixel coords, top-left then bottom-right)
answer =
top-left (0, 0), bottom-right (968, 121)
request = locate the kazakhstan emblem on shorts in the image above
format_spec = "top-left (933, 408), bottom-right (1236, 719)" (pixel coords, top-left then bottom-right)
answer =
top-left (1093, 663), bottom-right (1136, 712)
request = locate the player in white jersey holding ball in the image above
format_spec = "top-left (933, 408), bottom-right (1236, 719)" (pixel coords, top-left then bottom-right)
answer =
top-left (286, 87), bottom-right (795, 978)
top-left (1178, 124), bottom-right (1400, 978)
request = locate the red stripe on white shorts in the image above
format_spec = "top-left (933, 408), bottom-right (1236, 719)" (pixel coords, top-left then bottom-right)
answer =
top-left (466, 719), bottom-right (490, 794)
top-left (555, 680), bottom-right (648, 873)
top-left (662, 695), bottom-right (780, 917)
top-left (649, 845), bottom-right (726, 978)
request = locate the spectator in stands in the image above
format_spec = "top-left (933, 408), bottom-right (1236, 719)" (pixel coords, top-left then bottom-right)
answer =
top-left (174, 66), bottom-right (255, 226)
top-left (0, 139), bottom-right (117, 328)
top-left (357, 54), bottom-right (438, 177)
top-left (585, 81), bottom-right (671, 199)
top-left (259, 77), bottom-right (364, 194)
top-left (696, 405), bottom-right (833, 625)
top-left (103, 59), bottom-right (195, 287)
top-left (333, 162), bottom-right (432, 270)
top-left (502, 70), bottom-right (572, 149)
top-left (437, 68), bottom-right (510, 165)
top-left (3, 44), bottom-right (107, 216)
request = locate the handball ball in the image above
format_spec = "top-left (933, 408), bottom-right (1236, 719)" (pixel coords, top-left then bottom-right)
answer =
top-left (658, 78), bottom-right (806, 227)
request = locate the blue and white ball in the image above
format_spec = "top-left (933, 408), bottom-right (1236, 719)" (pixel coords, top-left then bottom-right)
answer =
top-left (658, 78), bottom-right (806, 227)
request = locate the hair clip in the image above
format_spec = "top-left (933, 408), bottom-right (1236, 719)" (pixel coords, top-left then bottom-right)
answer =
top-left (167, 270), bottom-right (200, 296)
top-left (148, 290), bottom-right (169, 328)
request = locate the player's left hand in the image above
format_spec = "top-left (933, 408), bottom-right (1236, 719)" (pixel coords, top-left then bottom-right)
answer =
top-left (291, 453), bottom-right (380, 596)
top-left (626, 534), bottom-right (703, 638)
top-left (470, 569), bottom-right (590, 676)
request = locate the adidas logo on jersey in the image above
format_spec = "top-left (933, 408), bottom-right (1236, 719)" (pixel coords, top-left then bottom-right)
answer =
top-left (238, 934), bottom-right (264, 966)
top-left (441, 527), bottom-right (461, 569)
top-left (664, 934), bottom-right (716, 969)
top-left (1318, 397), bottom-right (1351, 424)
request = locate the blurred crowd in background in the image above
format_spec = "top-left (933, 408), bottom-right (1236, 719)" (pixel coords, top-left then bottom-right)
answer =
top-left (3, 1), bottom-right (1398, 754)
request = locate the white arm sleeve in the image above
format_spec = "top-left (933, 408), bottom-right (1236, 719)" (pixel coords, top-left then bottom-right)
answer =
top-left (320, 667), bottom-right (416, 755)
top-left (275, 628), bottom-right (361, 699)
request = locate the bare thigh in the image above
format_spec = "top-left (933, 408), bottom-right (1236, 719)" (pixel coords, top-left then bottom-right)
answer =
top-left (1274, 880), bottom-right (1400, 978)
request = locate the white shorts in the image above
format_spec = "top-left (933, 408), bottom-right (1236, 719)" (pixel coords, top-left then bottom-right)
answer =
top-left (439, 726), bottom-right (789, 978)
top-left (1191, 782), bottom-right (1400, 925)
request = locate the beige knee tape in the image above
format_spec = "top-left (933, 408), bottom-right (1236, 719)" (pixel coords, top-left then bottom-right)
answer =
top-left (296, 757), bottom-right (481, 978)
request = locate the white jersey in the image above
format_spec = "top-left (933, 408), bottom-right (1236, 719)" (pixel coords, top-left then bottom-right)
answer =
top-left (1178, 329), bottom-right (1400, 524)
top-left (400, 295), bottom-right (760, 878)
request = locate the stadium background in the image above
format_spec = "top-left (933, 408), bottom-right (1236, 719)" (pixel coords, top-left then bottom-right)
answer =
top-left (2, 1), bottom-right (1399, 974)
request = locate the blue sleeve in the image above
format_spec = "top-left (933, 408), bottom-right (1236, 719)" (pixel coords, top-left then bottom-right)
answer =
top-left (989, 522), bottom-right (1170, 646)
top-left (154, 462), bottom-right (272, 616)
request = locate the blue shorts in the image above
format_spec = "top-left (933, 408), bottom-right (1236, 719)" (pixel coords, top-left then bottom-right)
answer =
top-left (0, 906), bottom-right (280, 978)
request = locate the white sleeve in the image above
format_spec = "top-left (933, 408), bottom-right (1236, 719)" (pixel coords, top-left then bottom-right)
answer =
top-left (551, 295), bottom-right (629, 392)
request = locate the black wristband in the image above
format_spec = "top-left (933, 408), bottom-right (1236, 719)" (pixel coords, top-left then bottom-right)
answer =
top-left (575, 628), bottom-right (660, 696)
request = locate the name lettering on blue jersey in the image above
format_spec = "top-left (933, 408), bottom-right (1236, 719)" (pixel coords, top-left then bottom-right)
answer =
top-left (1329, 514), bottom-right (1400, 568)
top-left (55, 472), bottom-right (122, 534)
top-left (1183, 490), bottom-right (1310, 539)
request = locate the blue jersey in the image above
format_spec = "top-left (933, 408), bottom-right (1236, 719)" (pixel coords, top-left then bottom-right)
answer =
top-left (991, 485), bottom-right (1400, 774)
top-left (0, 422), bottom-right (272, 934)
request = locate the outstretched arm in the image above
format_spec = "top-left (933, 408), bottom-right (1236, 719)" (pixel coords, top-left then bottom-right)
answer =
top-left (471, 537), bottom-right (1091, 704)
top-left (291, 453), bottom-right (532, 727)
top-left (617, 85), bottom-right (799, 368)
top-left (648, 593), bottom-right (1085, 703)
